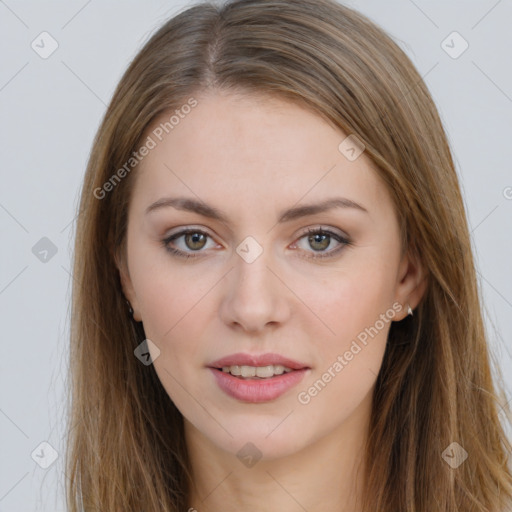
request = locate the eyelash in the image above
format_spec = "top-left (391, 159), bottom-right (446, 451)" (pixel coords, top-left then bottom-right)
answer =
top-left (161, 227), bottom-right (351, 261)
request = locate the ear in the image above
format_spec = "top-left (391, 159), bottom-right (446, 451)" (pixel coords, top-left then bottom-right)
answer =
top-left (393, 247), bottom-right (427, 321)
top-left (114, 248), bottom-right (142, 322)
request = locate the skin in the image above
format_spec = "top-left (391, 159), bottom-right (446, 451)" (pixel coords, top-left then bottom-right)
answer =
top-left (117, 89), bottom-right (426, 512)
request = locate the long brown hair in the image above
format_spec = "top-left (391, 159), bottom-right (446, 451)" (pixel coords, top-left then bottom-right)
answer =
top-left (66, 0), bottom-right (512, 510)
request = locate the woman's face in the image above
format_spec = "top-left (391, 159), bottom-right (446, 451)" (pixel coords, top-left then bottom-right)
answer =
top-left (118, 90), bottom-right (423, 460)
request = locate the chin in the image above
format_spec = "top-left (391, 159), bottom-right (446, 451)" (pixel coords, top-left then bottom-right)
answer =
top-left (190, 410), bottom-right (320, 462)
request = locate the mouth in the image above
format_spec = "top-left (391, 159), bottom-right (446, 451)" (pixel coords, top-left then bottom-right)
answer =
top-left (207, 353), bottom-right (310, 403)
top-left (215, 364), bottom-right (295, 379)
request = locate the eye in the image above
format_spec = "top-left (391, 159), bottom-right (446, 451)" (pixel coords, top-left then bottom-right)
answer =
top-left (161, 229), bottom-right (216, 259)
top-left (292, 227), bottom-right (351, 259)
top-left (162, 226), bottom-right (351, 261)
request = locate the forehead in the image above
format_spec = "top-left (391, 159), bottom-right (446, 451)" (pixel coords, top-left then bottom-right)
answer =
top-left (131, 91), bottom-right (389, 221)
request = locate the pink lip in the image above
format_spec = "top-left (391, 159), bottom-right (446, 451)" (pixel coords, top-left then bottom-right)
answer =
top-left (207, 352), bottom-right (310, 403)
top-left (208, 352), bottom-right (309, 371)
top-left (209, 368), bottom-right (309, 403)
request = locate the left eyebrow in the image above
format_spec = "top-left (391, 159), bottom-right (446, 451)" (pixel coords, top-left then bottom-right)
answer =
top-left (144, 196), bottom-right (368, 223)
top-left (277, 197), bottom-right (368, 222)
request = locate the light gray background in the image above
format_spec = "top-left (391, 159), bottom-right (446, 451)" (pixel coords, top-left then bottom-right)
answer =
top-left (1, 1), bottom-right (511, 510)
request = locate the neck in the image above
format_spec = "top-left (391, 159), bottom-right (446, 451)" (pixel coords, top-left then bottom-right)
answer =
top-left (185, 394), bottom-right (371, 512)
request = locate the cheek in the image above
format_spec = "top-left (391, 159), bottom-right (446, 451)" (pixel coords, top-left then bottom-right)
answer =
top-left (297, 261), bottom-right (396, 351)
top-left (129, 239), bottom-right (214, 340)
top-left (131, 262), bottom-right (212, 407)
top-left (293, 272), bottom-right (393, 432)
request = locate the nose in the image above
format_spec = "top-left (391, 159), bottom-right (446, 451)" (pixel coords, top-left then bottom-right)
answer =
top-left (218, 246), bottom-right (292, 334)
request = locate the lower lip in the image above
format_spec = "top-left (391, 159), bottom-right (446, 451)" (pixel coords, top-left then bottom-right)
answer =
top-left (209, 367), bottom-right (309, 403)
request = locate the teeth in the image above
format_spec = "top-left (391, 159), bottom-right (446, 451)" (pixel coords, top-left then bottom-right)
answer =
top-left (272, 365), bottom-right (285, 375)
top-left (255, 365), bottom-right (273, 378)
top-left (241, 365), bottom-right (256, 378)
top-left (221, 364), bottom-right (294, 378)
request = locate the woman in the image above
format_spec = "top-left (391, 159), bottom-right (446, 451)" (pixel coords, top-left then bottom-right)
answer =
top-left (66, 0), bottom-right (512, 510)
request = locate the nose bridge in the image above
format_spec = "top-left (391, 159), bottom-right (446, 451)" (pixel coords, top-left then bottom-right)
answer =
top-left (232, 236), bottom-right (277, 298)
top-left (219, 234), bottom-right (290, 331)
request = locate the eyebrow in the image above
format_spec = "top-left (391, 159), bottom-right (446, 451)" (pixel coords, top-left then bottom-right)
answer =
top-left (145, 196), bottom-right (368, 223)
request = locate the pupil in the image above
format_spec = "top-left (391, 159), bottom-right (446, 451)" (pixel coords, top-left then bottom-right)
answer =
top-left (310, 234), bottom-right (329, 251)
top-left (187, 232), bottom-right (205, 250)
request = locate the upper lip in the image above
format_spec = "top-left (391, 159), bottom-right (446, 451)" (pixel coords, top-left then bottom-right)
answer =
top-left (208, 353), bottom-right (309, 370)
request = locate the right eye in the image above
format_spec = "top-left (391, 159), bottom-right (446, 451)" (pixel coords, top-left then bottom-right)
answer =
top-left (162, 229), bottom-right (216, 259)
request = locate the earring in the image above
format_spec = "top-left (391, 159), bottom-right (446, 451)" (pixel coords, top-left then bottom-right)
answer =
top-left (125, 299), bottom-right (134, 316)
top-left (407, 304), bottom-right (413, 316)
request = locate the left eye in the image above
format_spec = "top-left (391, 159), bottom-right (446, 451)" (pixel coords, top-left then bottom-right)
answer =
top-left (291, 228), bottom-right (350, 259)
top-left (162, 227), bottom-right (350, 260)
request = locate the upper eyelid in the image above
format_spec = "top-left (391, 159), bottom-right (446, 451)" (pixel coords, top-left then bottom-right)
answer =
top-left (165, 227), bottom-right (217, 244)
top-left (165, 223), bottom-right (347, 236)
top-left (164, 225), bottom-right (347, 241)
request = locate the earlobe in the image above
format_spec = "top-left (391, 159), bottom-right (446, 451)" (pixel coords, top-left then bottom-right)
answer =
top-left (394, 248), bottom-right (427, 321)
top-left (115, 249), bottom-right (142, 322)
